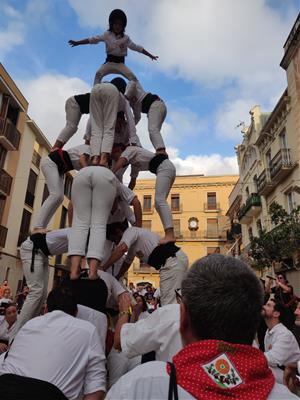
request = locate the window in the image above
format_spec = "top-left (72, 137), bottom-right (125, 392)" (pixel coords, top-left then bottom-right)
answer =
top-left (0, 95), bottom-right (9, 119)
top-left (266, 150), bottom-right (272, 168)
top-left (18, 209), bottom-right (32, 246)
top-left (142, 220), bottom-right (152, 230)
top-left (143, 195), bottom-right (152, 211)
top-left (0, 195), bottom-right (6, 223)
top-left (6, 104), bottom-right (19, 126)
top-left (25, 169), bottom-right (38, 208)
top-left (245, 187), bottom-right (250, 198)
top-left (171, 194), bottom-right (180, 211)
top-left (0, 145), bottom-right (7, 169)
top-left (256, 219), bottom-right (263, 237)
top-left (64, 174), bottom-right (73, 199)
top-left (32, 150), bottom-right (41, 168)
top-left (207, 247), bottom-right (220, 255)
top-left (173, 219), bottom-right (181, 237)
top-left (42, 184), bottom-right (49, 205)
top-left (248, 227), bottom-right (253, 241)
top-left (206, 218), bottom-right (218, 238)
top-left (207, 192), bottom-right (217, 210)
top-left (286, 192), bottom-right (295, 213)
top-left (280, 129), bottom-right (288, 149)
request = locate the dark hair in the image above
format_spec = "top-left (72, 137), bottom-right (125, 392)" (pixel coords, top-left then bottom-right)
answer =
top-left (106, 220), bottom-right (128, 240)
top-left (110, 77), bottom-right (127, 94)
top-left (4, 303), bottom-right (16, 314)
top-left (47, 286), bottom-right (77, 316)
top-left (135, 295), bottom-right (148, 312)
top-left (108, 9), bottom-right (127, 36)
top-left (270, 298), bottom-right (289, 324)
top-left (276, 273), bottom-right (288, 283)
top-left (181, 254), bottom-right (264, 345)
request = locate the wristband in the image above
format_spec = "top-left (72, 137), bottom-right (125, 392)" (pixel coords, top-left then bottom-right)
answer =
top-left (119, 306), bottom-right (132, 318)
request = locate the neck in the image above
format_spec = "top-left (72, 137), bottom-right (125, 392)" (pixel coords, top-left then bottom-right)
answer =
top-left (265, 318), bottom-right (280, 330)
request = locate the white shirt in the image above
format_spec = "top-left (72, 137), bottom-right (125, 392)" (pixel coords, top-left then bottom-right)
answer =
top-left (125, 80), bottom-right (148, 123)
top-left (97, 270), bottom-right (126, 309)
top-left (67, 144), bottom-right (90, 170)
top-left (77, 304), bottom-right (107, 351)
top-left (264, 322), bottom-right (300, 383)
top-left (154, 288), bottom-right (161, 299)
top-left (121, 227), bottom-right (160, 264)
top-left (20, 228), bottom-right (70, 257)
top-left (0, 319), bottom-right (17, 343)
top-left (121, 304), bottom-right (182, 361)
top-left (118, 94), bottom-right (139, 144)
top-left (121, 146), bottom-right (155, 179)
top-left (0, 310), bottom-right (106, 399)
top-left (108, 182), bottom-right (136, 225)
top-left (106, 360), bottom-right (299, 400)
top-left (88, 31), bottom-right (144, 57)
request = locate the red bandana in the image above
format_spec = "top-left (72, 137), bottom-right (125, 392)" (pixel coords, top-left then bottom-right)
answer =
top-left (167, 340), bottom-right (275, 399)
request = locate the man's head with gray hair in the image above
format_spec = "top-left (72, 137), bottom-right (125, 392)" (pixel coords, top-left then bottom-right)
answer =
top-left (180, 254), bottom-right (264, 346)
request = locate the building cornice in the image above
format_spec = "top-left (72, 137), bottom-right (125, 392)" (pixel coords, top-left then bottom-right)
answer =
top-left (280, 12), bottom-right (300, 70)
top-left (135, 181), bottom-right (238, 191)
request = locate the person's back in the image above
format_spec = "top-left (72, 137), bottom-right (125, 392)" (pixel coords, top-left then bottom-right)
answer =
top-left (0, 287), bottom-right (106, 400)
top-left (107, 254), bottom-right (298, 400)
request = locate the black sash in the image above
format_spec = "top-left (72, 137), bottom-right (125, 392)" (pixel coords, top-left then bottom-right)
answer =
top-left (168, 362), bottom-right (179, 400)
top-left (0, 374), bottom-right (68, 400)
top-left (141, 93), bottom-right (159, 113)
top-left (74, 93), bottom-right (90, 114)
top-left (147, 242), bottom-right (180, 271)
top-left (148, 154), bottom-right (168, 174)
top-left (48, 149), bottom-right (73, 174)
top-left (105, 54), bottom-right (125, 63)
top-left (30, 233), bottom-right (51, 272)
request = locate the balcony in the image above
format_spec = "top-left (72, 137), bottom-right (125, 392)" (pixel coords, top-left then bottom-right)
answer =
top-left (0, 169), bottom-right (13, 196)
top-left (0, 225), bottom-right (7, 248)
top-left (204, 202), bottom-right (220, 212)
top-left (257, 169), bottom-right (274, 196)
top-left (0, 117), bottom-right (21, 151)
top-left (269, 149), bottom-right (295, 185)
top-left (156, 230), bottom-right (227, 241)
top-left (238, 194), bottom-right (262, 224)
top-left (32, 150), bottom-right (41, 168)
top-left (226, 223), bottom-right (242, 242)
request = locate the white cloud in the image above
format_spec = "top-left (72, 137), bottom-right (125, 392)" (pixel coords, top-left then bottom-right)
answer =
top-left (18, 74), bottom-right (90, 146)
top-left (0, 4), bottom-right (25, 59)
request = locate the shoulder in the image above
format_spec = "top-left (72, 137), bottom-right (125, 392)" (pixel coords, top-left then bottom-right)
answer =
top-left (107, 361), bottom-right (169, 399)
top-left (268, 383), bottom-right (299, 399)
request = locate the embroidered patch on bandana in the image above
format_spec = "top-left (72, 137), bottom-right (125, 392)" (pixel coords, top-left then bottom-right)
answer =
top-left (202, 353), bottom-right (243, 389)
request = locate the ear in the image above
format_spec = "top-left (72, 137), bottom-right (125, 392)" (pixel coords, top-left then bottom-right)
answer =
top-left (179, 302), bottom-right (190, 341)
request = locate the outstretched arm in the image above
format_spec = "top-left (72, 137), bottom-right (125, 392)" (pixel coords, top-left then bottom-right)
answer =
top-left (142, 49), bottom-right (158, 61)
top-left (102, 243), bottom-right (128, 271)
top-left (68, 38), bottom-right (90, 47)
top-left (131, 196), bottom-right (142, 228)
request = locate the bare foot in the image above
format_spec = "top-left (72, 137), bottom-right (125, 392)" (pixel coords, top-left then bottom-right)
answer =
top-left (159, 236), bottom-right (176, 245)
top-left (32, 228), bottom-right (48, 234)
top-left (156, 149), bottom-right (168, 156)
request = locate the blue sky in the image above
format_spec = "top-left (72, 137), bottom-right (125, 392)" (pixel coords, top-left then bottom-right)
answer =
top-left (1, 0), bottom-right (299, 175)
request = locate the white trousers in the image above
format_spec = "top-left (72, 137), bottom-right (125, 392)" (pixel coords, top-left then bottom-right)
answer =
top-left (90, 83), bottom-right (119, 156)
top-left (155, 159), bottom-right (176, 230)
top-left (160, 249), bottom-right (188, 306)
top-left (148, 100), bottom-right (167, 150)
top-left (13, 240), bottom-right (49, 337)
top-left (33, 157), bottom-right (64, 229)
top-left (68, 167), bottom-right (117, 260)
top-left (57, 96), bottom-right (82, 144)
top-left (94, 62), bottom-right (137, 85)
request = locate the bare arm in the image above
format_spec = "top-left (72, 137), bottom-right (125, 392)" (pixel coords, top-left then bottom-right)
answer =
top-left (131, 196), bottom-right (142, 227)
top-left (68, 38), bottom-right (90, 47)
top-left (114, 293), bottom-right (132, 351)
top-left (142, 49), bottom-right (158, 61)
top-left (83, 391), bottom-right (105, 400)
top-left (68, 201), bottom-right (73, 226)
top-left (51, 139), bottom-right (64, 151)
top-left (115, 261), bottom-right (132, 281)
top-left (102, 243), bottom-right (128, 271)
top-left (128, 177), bottom-right (136, 190)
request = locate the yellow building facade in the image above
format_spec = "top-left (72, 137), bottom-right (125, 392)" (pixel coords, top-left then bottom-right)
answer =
top-left (0, 63), bottom-right (72, 296)
top-left (128, 174), bottom-right (238, 287)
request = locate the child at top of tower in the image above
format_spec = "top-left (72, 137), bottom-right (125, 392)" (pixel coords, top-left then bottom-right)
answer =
top-left (68, 9), bottom-right (158, 85)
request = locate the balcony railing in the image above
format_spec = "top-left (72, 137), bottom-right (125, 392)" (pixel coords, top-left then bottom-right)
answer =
top-left (257, 169), bottom-right (274, 196)
top-left (0, 169), bottom-right (13, 196)
top-left (204, 202), bottom-right (220, 211)
top-left (0, 225), bottom-right (7, 248)
top-left (32, 150), bottom-right (41, 168)
top-left (269, 148), bottom-right (295, 184)
top-left (0, 117), bottom-right (21, 151)
top-left (156, 230), bottom-right (227, 240)
top-left (238, 193), bottom-right (262, 223)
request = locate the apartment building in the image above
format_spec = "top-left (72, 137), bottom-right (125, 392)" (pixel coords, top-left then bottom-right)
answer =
top-left (127, 174), bottom-right (238, 286)
top-left (229, 13), bottom-right (300, 293)
top-left (0, 64), bottom-right (72, 295)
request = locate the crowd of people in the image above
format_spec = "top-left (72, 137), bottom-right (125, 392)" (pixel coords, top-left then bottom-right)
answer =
top-left (0, 8), bottom-right (300, 400)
